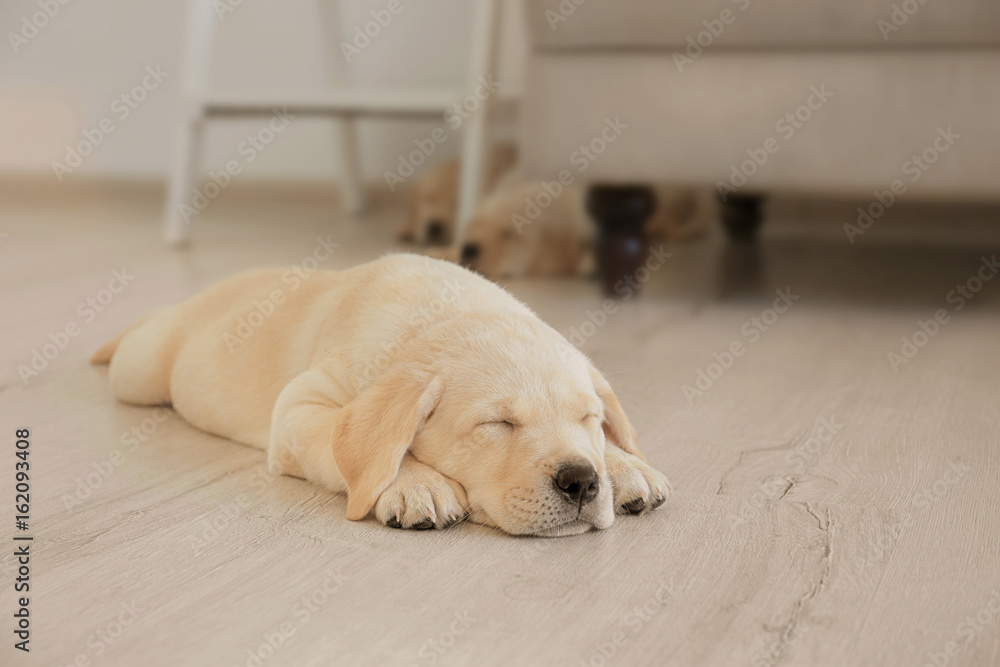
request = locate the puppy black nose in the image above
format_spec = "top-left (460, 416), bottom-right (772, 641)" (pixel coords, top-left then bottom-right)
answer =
top-left (426, 220), bottom-right (446, 244)
top-left (555, 464), bottom-right (600, 505)
top-left (460, 243), bottom-right (479, 265)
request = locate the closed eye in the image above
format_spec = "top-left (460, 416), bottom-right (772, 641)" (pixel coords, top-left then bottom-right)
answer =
top-left (480, 419), bottom-right (517, 428)
top-left (582, 413), bottom-right (600, 423)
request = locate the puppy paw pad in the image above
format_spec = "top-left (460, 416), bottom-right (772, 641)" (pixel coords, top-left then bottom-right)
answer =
top-left (622, 497), bottom-right (647, 514)
top-left (607, 449), bottom-right (672, 517)
top-left (411, 518), bottom-right (435, 531)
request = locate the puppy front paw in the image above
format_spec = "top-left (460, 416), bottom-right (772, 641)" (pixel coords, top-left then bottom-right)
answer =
top-left (374, 455), bottom-right (468, 530)
top-left (605, 445), bottom-right (672, 515)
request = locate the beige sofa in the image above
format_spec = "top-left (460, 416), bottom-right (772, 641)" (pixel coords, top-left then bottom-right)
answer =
top-left (519, 0), bottom-right (1000, 201)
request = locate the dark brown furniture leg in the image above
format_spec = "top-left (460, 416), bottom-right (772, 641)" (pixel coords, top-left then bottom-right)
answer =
top-left (586, 184), bottom-right (656, 297)
top-left (717, 193), bottom-right (765, 298)
top-left (721, 193), bottom-right (765, 244)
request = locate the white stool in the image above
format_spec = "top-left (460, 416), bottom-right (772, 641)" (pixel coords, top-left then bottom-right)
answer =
top-left (164, 0), bottom-right (502, 246)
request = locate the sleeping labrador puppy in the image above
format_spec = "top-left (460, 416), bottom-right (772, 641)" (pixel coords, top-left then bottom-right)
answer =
top-left (457, 182), bottom-right (714, 279)
top-left (398, 143), bottom-right (518, 246)
top-left (92, 255), bottom-right (670, 536)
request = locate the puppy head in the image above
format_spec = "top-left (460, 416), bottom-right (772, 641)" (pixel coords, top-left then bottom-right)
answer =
top-left (458, 207), bottom-right (522, 278)
top-left (410, 313), bottom-right (641, 535)
top-left (333, 311), bottom-right (642, 535)
top-left (459, 183), bottom-right (589, 279)
top-left (402, 160), bottom-right (459, 246)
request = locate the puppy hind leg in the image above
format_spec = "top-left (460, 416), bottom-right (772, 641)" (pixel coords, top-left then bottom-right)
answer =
top-left (268, 369), bottom-right (345, 489)
top-left (105, 310), bottom-right (177, 406)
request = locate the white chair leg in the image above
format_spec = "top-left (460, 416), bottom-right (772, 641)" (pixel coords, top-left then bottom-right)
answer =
top-left (456, 111), bottom-right (490, 237)
top-left (455, 0), bottom-right (501, 246)
top-left (164, 0), bottom-right (216, 245)
top-left (163, 112), bottom-right (203, 245)
top-left (321, 2), bottom-right (366, 217)
top-left (335, 118), bottom-right (366, 216)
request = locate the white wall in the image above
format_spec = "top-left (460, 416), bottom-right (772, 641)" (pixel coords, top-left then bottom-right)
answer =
top-left (0, 0), bottom-right (525, 181)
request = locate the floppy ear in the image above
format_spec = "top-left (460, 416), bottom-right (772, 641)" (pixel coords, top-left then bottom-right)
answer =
top-left (589, 366), bottom-right (647, 463)
top-left (334, 369), bottom-right (443, 520)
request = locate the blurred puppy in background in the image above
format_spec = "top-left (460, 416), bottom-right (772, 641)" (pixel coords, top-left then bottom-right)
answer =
top-left (405, 144), bottom-right (714, 279)
top-left (398, 143), bottom-right (518, 246)
top-left (458, 181), bottom-right (593, 278)
top-left (458, 182), bottom-right (713, 278)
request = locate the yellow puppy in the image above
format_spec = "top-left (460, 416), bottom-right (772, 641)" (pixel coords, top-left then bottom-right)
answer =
top-left (398, 143), bottom-right (518, 246)
top-left (459, 183), bottom-right (714, 279)
top-left (93, 255), bottom-right (670, 536)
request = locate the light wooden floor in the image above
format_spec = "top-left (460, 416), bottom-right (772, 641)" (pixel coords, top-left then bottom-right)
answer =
top-left (1, 181), bottom-right (999, 667)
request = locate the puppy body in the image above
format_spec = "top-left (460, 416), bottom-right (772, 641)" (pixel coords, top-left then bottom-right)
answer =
top-left (464, 182), bottom-right (593, 278)
top-left (95, 255), bottom-right (670, 536)
top-left (462, 182), bottom-right (715, 279)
